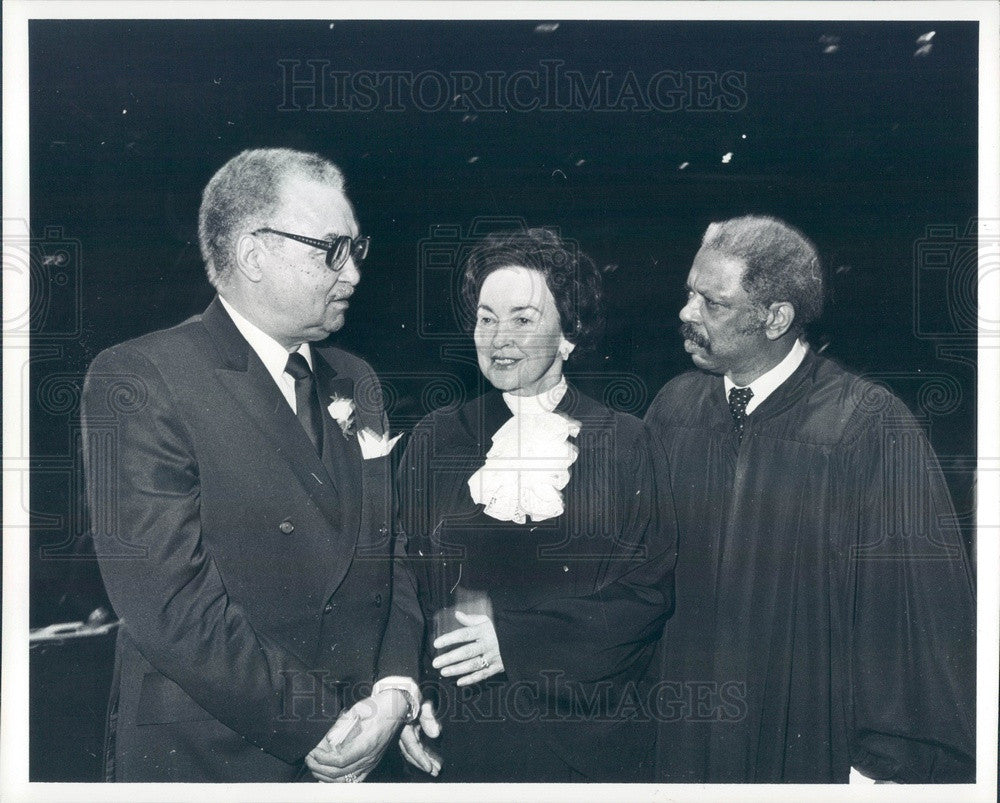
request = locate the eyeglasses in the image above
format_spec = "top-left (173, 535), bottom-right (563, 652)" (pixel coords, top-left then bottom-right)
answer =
top-left (254, 227), bottom-right (370, 272)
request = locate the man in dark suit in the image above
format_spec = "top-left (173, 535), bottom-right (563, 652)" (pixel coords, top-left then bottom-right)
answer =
top-left (81, 148), bottom-right (435, 782)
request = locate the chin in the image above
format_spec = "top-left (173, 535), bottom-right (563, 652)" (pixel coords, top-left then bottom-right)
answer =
top-left (322, 313), bottom-right (346, 334)
top-left (690, 352), bottom-right (720, 373)
top-left (483, 373), bottom-right (518, 392)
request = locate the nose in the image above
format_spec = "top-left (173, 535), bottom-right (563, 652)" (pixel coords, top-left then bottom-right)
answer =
top-left (679, 293), bottom-right (699, 324)
top-left (336, 256), bottom-right (361, 286)
top-left (490, 322), bottom-right (513, 349)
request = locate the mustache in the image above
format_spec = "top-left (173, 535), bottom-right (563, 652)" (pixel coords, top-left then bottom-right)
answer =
top-left (680, 323), bottom-right (710, 351)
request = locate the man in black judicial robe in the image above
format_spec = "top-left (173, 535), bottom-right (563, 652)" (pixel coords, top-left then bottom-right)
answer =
top-left (645, 216), bottom-right (975, 783)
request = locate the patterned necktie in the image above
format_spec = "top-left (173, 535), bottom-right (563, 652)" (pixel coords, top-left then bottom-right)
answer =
top-left (728, 386), bottom-right (754, 443)
top-left (285, 352), bottom-right (323, 455)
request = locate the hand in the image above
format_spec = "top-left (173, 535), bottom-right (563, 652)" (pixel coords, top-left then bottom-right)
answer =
top-left (398, 700), bottom-right (442, 777)
top-left (432, 610), bottom-right (505, 686)
top-left (305, 690), bottom-right (408, 782)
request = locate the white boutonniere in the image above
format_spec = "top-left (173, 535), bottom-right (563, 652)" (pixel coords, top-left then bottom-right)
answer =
top-left (357, 427), bottom-right (403, 460)
top-left (327, 395), bottom-right (356, 438)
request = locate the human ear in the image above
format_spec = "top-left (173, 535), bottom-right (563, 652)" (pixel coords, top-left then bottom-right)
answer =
top-left (764, 302), bottom-right (795, 340)
top-left (235, 234), bottom-right (264, 283)
top-left (558, 336), bottom-right (576, 361)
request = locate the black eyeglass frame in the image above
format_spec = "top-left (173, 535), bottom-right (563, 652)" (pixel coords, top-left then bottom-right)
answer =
top-left (254, 227), bottom-right (370, 271)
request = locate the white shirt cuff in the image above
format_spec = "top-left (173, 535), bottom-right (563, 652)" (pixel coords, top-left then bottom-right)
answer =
top-left (372, 676), bottom-right (420, 722)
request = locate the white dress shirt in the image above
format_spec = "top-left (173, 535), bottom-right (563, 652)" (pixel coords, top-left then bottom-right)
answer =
top-left (724, 338), bottom-right (808, 415)
top-left (219, 296), bottom-right (310, 413)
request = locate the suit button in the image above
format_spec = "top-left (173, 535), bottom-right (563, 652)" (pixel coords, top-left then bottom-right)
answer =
top-left (279, 519), bottom-right (294, 534)
top-left (323, 602), bottom-right (333, 614)
top-left (373, 593), bottom-right (382, 607)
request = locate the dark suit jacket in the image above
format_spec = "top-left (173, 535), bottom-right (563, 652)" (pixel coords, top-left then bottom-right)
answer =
top-left (81, 297), bottom-right (419, 781)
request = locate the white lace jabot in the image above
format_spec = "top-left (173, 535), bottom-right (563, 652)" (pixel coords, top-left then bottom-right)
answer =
top-left (468, 378), bottom-right (581, 524)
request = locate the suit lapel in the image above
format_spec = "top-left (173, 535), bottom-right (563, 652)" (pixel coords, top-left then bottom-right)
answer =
top-left (313, 352), bottom-right (362, 533)
top-left (201, 298), bottom-right (344, 529)
top-left (313, 347), bottom-right (384, 598)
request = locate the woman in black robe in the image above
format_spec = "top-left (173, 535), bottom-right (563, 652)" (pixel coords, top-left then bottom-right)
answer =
top-left (394, 229), bottom-right (677, 782)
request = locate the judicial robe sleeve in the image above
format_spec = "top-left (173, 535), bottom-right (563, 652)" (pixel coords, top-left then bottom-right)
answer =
top-left (492, 421), bottom-right (677, 687)
top-left (82, 345), bottom-right (341, 764)
top-left (842, 391), bottom-right (976, 782)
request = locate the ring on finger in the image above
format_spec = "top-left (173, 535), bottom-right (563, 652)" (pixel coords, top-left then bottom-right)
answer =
top-left (479, 655), bottom-right (488, 669)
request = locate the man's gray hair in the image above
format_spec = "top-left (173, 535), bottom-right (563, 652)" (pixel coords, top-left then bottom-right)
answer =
top-left (701, 215), bottom-right (824, 330)
top-left (198, 148), bottom-right (345, 287)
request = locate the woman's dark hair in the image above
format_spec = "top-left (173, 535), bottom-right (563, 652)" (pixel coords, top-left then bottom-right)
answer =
top-left (460, 228), bottom-right (605, 353)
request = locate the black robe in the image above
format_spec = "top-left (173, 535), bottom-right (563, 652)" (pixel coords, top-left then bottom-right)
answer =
top-left (394, 385), bottom-right (677, 781)
top-left (644, 348), bottom-right (975, 783)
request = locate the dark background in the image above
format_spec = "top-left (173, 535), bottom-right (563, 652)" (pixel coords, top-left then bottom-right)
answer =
top-left (27, 19), bottom-right (978, 780)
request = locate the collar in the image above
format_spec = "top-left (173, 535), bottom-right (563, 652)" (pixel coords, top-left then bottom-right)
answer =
top-left (219, 295), bottom-right (312, 383)
top-left (724, 338), bottom-right (808, 415)
top-left (502, 376), bottom-right (569, 416)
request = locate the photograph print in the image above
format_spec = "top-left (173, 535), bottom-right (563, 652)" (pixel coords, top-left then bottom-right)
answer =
top-left (4, 2), bottom-right (996, 799)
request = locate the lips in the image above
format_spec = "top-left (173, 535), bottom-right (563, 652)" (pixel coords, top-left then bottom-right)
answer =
top-left (491, 355), bottom-right (521, 367)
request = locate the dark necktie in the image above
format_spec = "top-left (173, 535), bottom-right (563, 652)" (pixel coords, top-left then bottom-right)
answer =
top-left (285, 352), bottom-right (323, 455)
top-left (728, 386), bottom-right (754, 443)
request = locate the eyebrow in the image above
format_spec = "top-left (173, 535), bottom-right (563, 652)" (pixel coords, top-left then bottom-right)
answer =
top-left (476, 304), bottom-right (541, 314)
top-left (688, 282), bottom-right (728, 303)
